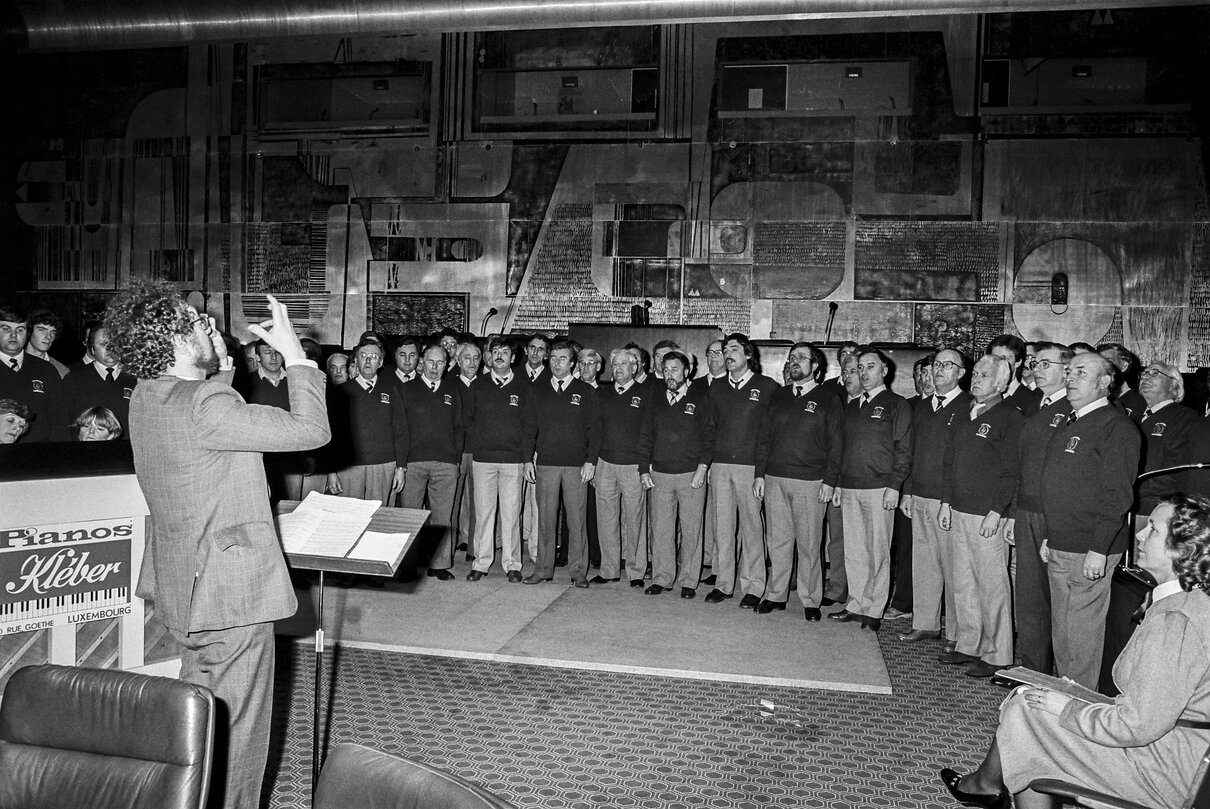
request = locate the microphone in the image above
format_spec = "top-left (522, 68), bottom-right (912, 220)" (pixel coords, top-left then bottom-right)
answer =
top-left (824, 302), bottom-right (838, 343)
top-left (481, 307), bottom-right (499, 336)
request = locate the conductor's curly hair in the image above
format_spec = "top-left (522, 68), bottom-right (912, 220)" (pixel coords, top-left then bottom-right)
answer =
top-left (103, 279), bottom-right (193, 380)
top-left (1163, 493), bottom-right (1210, 593)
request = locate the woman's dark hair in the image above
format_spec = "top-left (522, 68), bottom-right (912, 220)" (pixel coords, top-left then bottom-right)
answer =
top-left (1162, 493), bottom-right (1210, 592)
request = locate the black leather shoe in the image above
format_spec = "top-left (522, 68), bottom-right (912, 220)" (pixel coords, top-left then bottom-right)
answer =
top-left (522, 573), bottom-right (552, 584)
top-left (466, 570), bottom-right (487, 581)
top-left (756, 600), bottom-right (786, 614)
top-left (700, 574), bottom-right (718, 586)
top-left (938, 650), bottom-right (980, 665)
top-left (590, 576), bottom-right (619, 584)
top-left (939, 769), bottom-right (1010, 809)
top-left (828, 609), bottom-right (858, 622)
top-left (456, 542), bottom-right (468, 552)
top-left (861, 617), bottom-right (881, 631)
top-left (645, 584), bottom-right (666, 595)
top-left (964, 661), bottom-right (1002, 679)
top-left (898, 629), bottom-right (941, 642)
top-left (704, 588), bottom-right (733, 604)
top-left (680, 587), bottom-right (696, 599)
top-left (426, 569), bottom-right (455, 581)
top-left (803, 608), bottom-right (822, 622)
top-left (738, 594), bottom-right (761, 609)
top-left (629, 579), bottom-right (644, 587)
top-left (820, 596), bottom-right (840, 607)
top-left (555, 555), bottom-right (568, 567)
top-left (507, 570), bottom-right (523, 583)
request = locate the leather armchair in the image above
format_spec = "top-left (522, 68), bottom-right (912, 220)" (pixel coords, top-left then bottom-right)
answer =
top-left (0, 663), bottom-right (215, 809)
top-left (315, 743), bottom-right (517, 809)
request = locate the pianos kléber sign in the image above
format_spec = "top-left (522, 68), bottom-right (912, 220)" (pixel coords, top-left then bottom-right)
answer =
top-left (0, 516), bottom-right (136, 634)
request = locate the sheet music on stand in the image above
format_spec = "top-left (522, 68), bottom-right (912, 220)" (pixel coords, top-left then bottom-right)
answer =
top-left (276, 492), bottom-right (380, 557)
top-left (996, 666), bottom-right (1115, 705)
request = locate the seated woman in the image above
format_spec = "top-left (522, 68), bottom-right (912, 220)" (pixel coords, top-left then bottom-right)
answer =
top-left (70, 406), bottom-right (123, 441)
top-left (940, 493), bottom-right (1210, 809)
top-left (0, 398), bottom-right (32, 444)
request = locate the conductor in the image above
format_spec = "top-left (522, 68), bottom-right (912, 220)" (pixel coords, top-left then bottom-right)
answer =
top-left (106, 282), bottom-right (330, 809)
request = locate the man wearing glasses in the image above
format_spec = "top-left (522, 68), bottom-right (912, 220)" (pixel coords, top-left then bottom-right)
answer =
top-left (107, 283), bottom-right (329, 809)
top-left (1005, 341), bottom-right (1073, 676)
top-left (1135, 362), bottom-right (1196, 529)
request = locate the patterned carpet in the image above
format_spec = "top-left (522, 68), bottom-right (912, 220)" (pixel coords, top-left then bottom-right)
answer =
top-left (263, 622), bottom-right (1005, 809)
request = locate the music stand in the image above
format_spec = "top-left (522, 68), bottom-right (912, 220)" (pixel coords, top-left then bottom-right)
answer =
top-left (276, 500), bottom-right (429, 796)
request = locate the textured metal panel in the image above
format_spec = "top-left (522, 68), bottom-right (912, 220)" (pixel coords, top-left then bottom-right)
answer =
top-left (13, 0), bottom-right (1206, 52)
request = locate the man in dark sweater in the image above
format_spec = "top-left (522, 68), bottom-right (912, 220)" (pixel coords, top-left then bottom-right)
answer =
top-left (703, 333), bottom-right (778, 608)
top-left (938, 355), bottom-right (1023, 678)
top-left (237, 339), bottom-right (303, 500)
top-left (1039, 351), bottom-right (1141, 689)
top-left (62, 326), bottom-right (138, 438)
top-left (451, 339), bottom-right (482, 558)
top-left (521, 341), bottom-right (601, 587)
top-left (690, 338), bottom-right (727, 582)
top-left (595, 347), bottom-right (652, 587)
top-left (753, 342), bottom-right (843, 621)
top-left (329, 341), bottom-right (407, 504)
top-left (638, 351), bottom-right (715, 598)
top-left (465, 336), bottom-right (532, 582)
top-left (1099, 342), bottom-right (1147, 422)
top-left (399, 345), bottom-right (465, 580)
top-left (1005, 341), bottom-right (1072, 675)
top-left (1135, 362), bottom-right (1197, 524)
top-left (831, 349), bottom-right (913, 631)
top-left (0, 306), bottom-right (67, 442)
top-left (899, 348), bottom-right (970, 646)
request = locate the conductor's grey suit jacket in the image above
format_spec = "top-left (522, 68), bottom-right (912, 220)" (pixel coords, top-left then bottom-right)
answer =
top-left (130, 364), bottom-right (330, 633)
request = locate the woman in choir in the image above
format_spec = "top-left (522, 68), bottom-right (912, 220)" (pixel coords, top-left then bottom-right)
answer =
top-left (0, 398), bottom-right (31, 444)
top-left (939, 493), bottom-right (1210, 809)
top-left (70, 406), bottom-right (122, 441)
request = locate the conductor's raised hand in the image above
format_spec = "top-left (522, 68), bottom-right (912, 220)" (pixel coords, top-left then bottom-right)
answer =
top-left (247, 294), bottom-right (306, 364)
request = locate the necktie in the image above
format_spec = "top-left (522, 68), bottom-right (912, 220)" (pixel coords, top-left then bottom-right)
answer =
top-left (7, 357), bottom-right (16, 371)
top-left (1040, 397), bottom-right (1049, 410)
top-left (495, 377), bottom-right (504, 388)
top-left (933, 395), bottom-right (942, 412)
top-left (105, 367), bottom-right (115, 383)
top-left (861, 393), bottom-right (870, 408)
top-left (429, 381), bottom-right (438, 393)
top-left (1067, 410), bottom-right (1078, 425)
top-left (794, 386), bottom-right (803, 398)
top-left (669, 391), bottom-right (681, 405)
top-left (557, 380), bottom-right (565, 393)
top-left (970, 402), bottom-right (981, 421)
top-left (1142, 408), bottom-right (1153, 420)
top-left (730, 378), bottom-right (738, 390)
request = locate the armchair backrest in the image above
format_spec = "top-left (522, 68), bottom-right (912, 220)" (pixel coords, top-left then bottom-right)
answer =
top-left (0, 664), bottom-right (214, 809)
top-left (315, 743), bottom-right (517, 809)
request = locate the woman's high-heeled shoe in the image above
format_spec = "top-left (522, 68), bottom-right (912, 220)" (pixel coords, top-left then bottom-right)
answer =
top-left (939, 768), bottom-right (1010, 809)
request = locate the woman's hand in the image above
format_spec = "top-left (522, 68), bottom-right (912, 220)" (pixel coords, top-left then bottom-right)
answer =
top-left (1021, 686), bottom-right (1073, 717)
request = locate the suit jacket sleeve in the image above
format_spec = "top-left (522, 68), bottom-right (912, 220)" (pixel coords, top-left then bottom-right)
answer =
top-left (195, 365), bottom-right (330, 452)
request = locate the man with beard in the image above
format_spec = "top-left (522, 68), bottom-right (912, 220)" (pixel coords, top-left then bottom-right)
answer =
top-left (753, 342), bottom-right (842, 620)
top-left (106, 282), bottom-right (329, 809)
top-left (638, 351), bottom-right (715, 598)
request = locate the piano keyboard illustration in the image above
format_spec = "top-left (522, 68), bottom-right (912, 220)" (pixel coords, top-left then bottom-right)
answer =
top-left (0, 587), bottom-right (129, 621)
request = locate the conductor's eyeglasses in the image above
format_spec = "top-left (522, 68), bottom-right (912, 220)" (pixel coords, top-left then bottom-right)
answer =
top-left (933, 360), bottom-right (962, 372)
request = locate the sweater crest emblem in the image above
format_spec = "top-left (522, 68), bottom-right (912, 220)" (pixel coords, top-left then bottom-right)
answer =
top-left (748, 389), bottom-right (761, 401)
top-left (123, 387), bottom-right (133, 399)
top-left (684, 403), bottom-right (696, 415)
top-left (976, 423), bottom-right (991, 438)
top-left (871, 406), bottom-right (884, 419)
top-left (442, 394), bottom-right (453, 406)
top-left (379, 392), bottom-right (391, 404)
top-left (571, 394), bottom-right (582, 405)
top-left (1050, 414), bottom-right (1064, 427)
top-left (30, 379), bottom-right (44, 393)
top-left (1151, 423), bottom-right (1166, 437)
top-left (1064, 436), bottom-right (1080, 454)
top-left (508, 395), bottom-right (520, 407)
top-left (629, 396), bottom-right (642, 408)
top-left (804, 401), bottom-right (817, 413)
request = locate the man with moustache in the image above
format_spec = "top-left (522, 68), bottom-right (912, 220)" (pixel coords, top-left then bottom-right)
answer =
top-left (938, 355), bottom-right (1022, 678)
top-left (753, 342), bottom-right (843, 620)
top-left (107, 284), bottom-right (329, 809)
top-left (703, 333), bottom-right (778, 608)
top-left (1038, 351), bottom-right (1141, 688)
top-left (638, 351), bottom-right (715, 598)
top-left (465, 336), bottom-right (533, 582)
top-left (522, 341), bottom-right (600, 587)
top-left (899, 348), bottom-right (970, 646)
top-left (831, 349), bottom-right (913, 631)
top-left (595, 348), bottom-right (651, 586)
top-left (399, 344), bottom-right (464, 580)
top-left (1003, 341), bottom-right (1072, 674)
